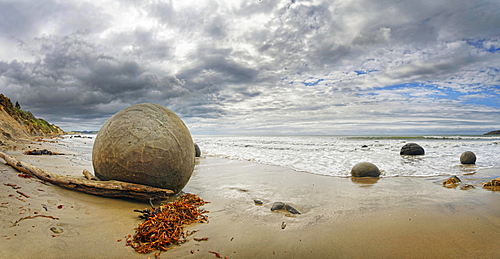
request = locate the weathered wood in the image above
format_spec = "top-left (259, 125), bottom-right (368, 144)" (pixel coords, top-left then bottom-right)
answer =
top-left (0, 152), bottom-right (174, 201)
top-left (82, 169), bottom-right (100, 181)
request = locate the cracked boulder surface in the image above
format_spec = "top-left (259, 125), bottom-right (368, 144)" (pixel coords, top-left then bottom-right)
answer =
top-left (92, 103), bottom-right (195, 194)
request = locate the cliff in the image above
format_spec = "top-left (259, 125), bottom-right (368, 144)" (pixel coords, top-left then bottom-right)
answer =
top-left (0, 94), bottom-right (64, 142)
top-left (484, 130), bottom-right (500, 135)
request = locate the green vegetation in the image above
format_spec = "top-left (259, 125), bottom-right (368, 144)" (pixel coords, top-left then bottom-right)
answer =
top-left (0, 94), bottom-right (63, 135)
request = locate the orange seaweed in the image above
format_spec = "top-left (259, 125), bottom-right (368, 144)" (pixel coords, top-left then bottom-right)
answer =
top-left (128, 193), bottom-right (209, 254)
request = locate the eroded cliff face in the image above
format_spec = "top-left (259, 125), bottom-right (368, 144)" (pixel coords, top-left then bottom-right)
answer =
top-left (0, 94), bottom-right (64, 142)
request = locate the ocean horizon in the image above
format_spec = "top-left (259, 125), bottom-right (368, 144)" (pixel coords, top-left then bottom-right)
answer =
top-left (54, 134), bottom-right (500, 178)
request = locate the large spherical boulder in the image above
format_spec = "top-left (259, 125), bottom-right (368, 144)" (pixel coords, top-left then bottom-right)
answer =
top-left (351, 162), bottom-right (381, 177)
top-left (92, 103), bottom-right (195, 193)
top-left (400, 143), bottom-right (425, 155)
top-left (460, 151), bottom-right (476, 164)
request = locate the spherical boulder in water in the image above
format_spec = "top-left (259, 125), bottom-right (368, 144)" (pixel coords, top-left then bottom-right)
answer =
top-left (400, 143), bottom-right (425, 155)
top-left (92, 103), bottom-right (195, 193)
top-left (351, 162), bottom-right (381, 177)
top-left (194, 143), bottom-right (201, 157)
top-left (460, 151), bottom-right (476, 164)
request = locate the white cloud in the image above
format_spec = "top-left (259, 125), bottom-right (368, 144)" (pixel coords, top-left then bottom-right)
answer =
top-left (0, 0), bottom-right (499, 133)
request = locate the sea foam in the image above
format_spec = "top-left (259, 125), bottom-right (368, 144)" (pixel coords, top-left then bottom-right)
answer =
top-left (193, 135), bottom-right (500, 177)
top-left (53, 134), bottom-right (500, 178)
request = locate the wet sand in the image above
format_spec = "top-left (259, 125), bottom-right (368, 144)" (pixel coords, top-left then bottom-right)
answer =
top-left (1, 140), bottom-right (499, 258)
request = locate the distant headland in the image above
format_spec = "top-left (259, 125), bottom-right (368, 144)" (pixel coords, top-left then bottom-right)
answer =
top-left (484, 130), bottom-right (500, 135)
top-left (66, 130), bottom-right (98, 135)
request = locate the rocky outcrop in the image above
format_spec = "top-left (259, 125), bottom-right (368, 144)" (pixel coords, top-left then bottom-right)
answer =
top-left (484, 130), bottom-right (500, 135)
top-left (0, 94), bottom-right (63, 141)
top-left (483, 177), bottom-right (500, 188)
top-left (442, 176), bottom-right (475, 190)
top-left (443, 176), bottom-right (461, 186)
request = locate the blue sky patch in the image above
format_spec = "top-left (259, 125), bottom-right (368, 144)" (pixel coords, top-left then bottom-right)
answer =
top-left (466, 39), bottom-right (499, 53)
top-left (301, 78), bottom-right (324, 86)
top-left (354, 69), bottom-right (378, 75)
top-left (364, 83), bottom-right (500, 108)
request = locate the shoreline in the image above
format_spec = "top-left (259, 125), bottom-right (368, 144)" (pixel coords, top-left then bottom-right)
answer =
top-left (1, 140), bottom-right (499, 258)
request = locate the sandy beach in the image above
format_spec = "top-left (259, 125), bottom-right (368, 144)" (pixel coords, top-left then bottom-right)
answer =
top-left (1, 139), bottom-right (499, 258)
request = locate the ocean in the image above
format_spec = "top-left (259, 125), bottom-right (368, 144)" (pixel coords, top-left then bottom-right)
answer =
top-left (54, 134), bottom-right (500, 178)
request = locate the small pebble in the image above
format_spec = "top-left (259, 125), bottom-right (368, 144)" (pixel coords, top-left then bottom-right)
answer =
top-left (253, 199), bottom-right (263, 205)
top-left (281, 222), bottom-right (286, 229)
top-left (50, 227), bottom-right (64, 234)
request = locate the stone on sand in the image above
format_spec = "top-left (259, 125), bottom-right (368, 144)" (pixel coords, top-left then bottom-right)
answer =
top-left (271, 202), bottom-right (301, 214)
top-left (350, 162), bottom-right (381, 177)
top-left (92, 103), bottom-right (195, 194)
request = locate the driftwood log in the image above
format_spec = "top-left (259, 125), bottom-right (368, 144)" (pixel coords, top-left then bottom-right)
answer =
top-left (0, 152), bottom-right (174, 201)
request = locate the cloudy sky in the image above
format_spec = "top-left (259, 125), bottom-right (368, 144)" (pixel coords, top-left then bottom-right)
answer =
top-left (0, 0), bottom-right (499, 135)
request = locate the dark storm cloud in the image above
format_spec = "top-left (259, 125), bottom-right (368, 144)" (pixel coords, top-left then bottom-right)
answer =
top-left (179, 48), bottom-right (259, 89)
top-left (105, 28), bottom-right (174, 61)
top-left (0, 32), bottom-right (189, 129)
top-left (0, 0), bottom-right (499, 133)
top-left (0, 0), bottom-right (108, 41)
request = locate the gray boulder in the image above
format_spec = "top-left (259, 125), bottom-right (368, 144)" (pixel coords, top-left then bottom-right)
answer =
top-left (254, 199), bottom-right (263, 205)
top-left (350, 162), bottom-right (381, 177)
top-left (194, 143), bottom-right (201, 157)
top-left (460, 151), bottom-right (476, 164)
top-left (92, 103), bottom-right (195, 194)
top-left (271, 202), bottom-right (301, 214)
top-left (400, 143), bottom-right (425, 155)
top-left (271, 202), bottom-right (285, 211)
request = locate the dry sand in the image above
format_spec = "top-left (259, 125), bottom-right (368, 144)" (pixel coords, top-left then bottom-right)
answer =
top-left (1, 140), bottom-right (499, 258)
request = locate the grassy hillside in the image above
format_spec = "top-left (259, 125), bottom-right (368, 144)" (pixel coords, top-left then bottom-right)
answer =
top-left (0, 94), bottom-right (63, 137)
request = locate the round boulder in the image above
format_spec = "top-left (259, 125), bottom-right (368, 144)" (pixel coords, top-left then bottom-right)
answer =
top-left (460, 151), bottom-right (476, 164)
top-left (351, 162), bottom-right (381, 177)
top-left (194, 143), bottom-right (201, 157)
top-left (92, 103), bottom-right (195, 193)
top-left (400, 143), bottom-right (425, 155)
